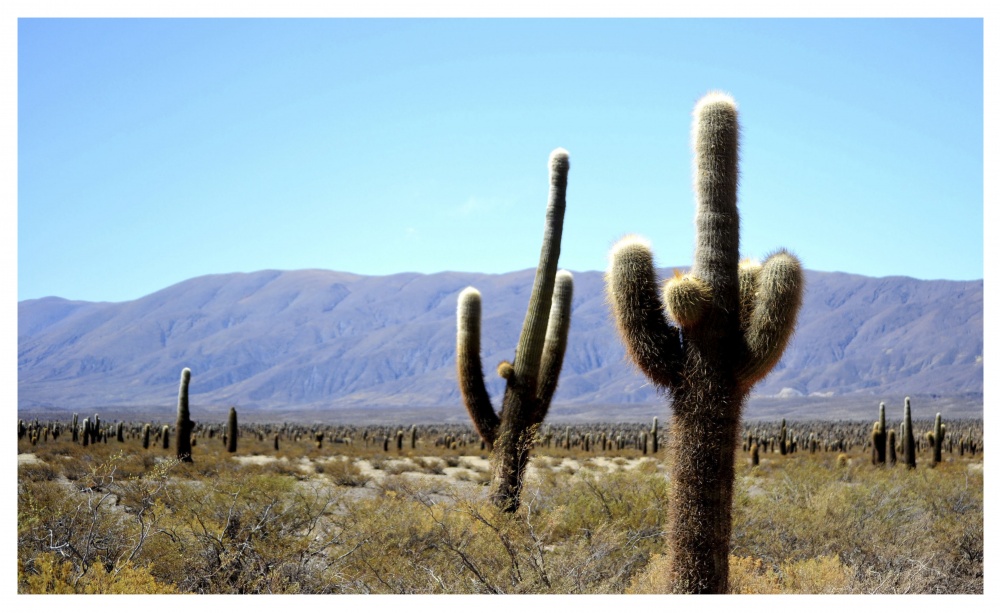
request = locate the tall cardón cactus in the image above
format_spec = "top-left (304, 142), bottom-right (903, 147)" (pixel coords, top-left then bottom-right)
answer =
top-left (457, 148), bottom-right (573, 513)
top-left (605, 93), bottom-right (803, 593)
top-left (176, 368), bottom-right (195, 463)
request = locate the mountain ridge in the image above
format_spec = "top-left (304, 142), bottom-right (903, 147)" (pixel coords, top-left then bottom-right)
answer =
top-left (18, 267), bottom-right (983, 415)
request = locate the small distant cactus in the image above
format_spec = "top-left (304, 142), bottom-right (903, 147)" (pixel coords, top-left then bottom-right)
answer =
top-left (81, 418), bottom-right (90, 447)
top-left (873, 402), bottom-right (887, 465)
top-left (226, 407), bottom-right (238, 453)
top-left (931, 412), bottom-right (944, 467)
top-left (651, 416), bottom-right (659, 454)
top-left (871, 420), bottom-right (886, 466)
top-left (887, 429), bottom-right (897, 465)
top-left (750, 441), bottom-right (759, 466)
top-left (161, 425), bottom-right (170, 449)
top-left (456, 148), bottom-right (573, 513)
top-left (71, 413), bottom-right (79, 443)
top-left (175, 368), bottom-right (195, 463)
top-left (902, 397), bottom-right (916, 469)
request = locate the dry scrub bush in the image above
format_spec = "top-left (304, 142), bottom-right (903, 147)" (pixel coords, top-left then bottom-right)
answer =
top-left (17, 435), bottom-right (982, 594)
top-left (729, 455), bottom-right (983, 593)
top-left (315, 457), bottom-right (369, 487)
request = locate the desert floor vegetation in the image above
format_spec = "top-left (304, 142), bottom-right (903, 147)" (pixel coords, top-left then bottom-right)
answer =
top-left (17, 419), bottom-right (982, 594)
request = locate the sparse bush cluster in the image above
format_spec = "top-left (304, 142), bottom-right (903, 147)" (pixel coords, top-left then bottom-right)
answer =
top-left (17, 415), bottom-right (983, 594)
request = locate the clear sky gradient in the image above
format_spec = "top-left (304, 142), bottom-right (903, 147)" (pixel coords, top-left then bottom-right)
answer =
top-left (17, 17), bottom-right (984, 303)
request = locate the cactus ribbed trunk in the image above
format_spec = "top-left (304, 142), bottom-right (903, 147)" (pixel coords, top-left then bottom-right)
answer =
top-left (606, 93), bottom-right (803, 593)
top-left (176, 368), bottom-right (195, 462)
top-left (457, 149), bottom-right (574, 514)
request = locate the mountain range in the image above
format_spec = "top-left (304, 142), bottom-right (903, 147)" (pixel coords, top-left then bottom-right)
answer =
top-left (18, 268), bottom-right (983, 418)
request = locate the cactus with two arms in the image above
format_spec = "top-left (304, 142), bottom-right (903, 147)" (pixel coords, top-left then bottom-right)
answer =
top-left (456, 148), bottom-right (573, 513)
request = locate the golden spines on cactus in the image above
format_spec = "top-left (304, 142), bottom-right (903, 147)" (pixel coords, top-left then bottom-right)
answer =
top-left (606, 235), bottom-right (682, 388)
top-left (664, 271), bottom-right (712, 327)
top-left (735, 249), bottom-right (804, 391)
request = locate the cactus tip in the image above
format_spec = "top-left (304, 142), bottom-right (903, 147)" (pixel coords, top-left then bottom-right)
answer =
top-left (549, 147), bottom-right (570, 170)
top-left (695, 91), bottom-right (738, 113)
top-left (609, 234), bottom-right (652, 260)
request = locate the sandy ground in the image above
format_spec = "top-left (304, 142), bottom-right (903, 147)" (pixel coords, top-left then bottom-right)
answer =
top-left (17, 453), bottom-right (42, 466)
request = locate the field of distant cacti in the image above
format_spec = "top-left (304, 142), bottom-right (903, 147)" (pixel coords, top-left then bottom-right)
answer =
top-left (16, 409), bottom-right (983, 594)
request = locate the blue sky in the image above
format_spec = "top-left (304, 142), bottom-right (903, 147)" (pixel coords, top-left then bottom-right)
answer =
top-left (16, 17), bottom-right (985, 303)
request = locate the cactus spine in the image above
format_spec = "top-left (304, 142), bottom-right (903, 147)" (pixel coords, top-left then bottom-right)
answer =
top-left (227, 407), bottom-right (238, 453)
top-left (605, 93), bottom-right (803, 593)
top-left (175, 368), bottom-right (195, 462)
top-left (903, 397), bottom-right (916, 469)
top-left (456, 148), bottom-right (574, 513)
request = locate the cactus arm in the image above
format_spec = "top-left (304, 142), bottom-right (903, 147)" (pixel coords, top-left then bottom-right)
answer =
top-left (456, 287), bottom-right (499, 445)
top-left (606, 235), bottom-right (683, 388)
top-left (737, 260), bottom-right (761, 332)
top-left (511, 148), bottom-right (570, 386)
top-left (664, 272), bottom-right (713, 328)
top-left (534, 270), bottom-right (574, 423)
top-left (735, 249), bottom-right (804, 391)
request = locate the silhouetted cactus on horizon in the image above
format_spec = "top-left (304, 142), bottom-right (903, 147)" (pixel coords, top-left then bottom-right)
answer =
top-left (605, 93), bottom-right (803, 593)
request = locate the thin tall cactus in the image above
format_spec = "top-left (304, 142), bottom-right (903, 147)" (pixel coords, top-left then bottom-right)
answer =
top-left (605, 93), bottom-right (803, 593)
top-left (874, 402), bottom-right (887, 464)
top-left (903, 397), bottom-right (916, 469)
top-left (175, 368), bottom-right (195, 463)
top-left (457, 148), bottom-right (574, 513)
top-left (227, 407), bottom-right (238, 453)
top-left (931, 412), bottom-right (945, 466)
